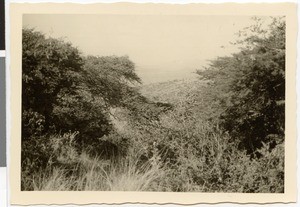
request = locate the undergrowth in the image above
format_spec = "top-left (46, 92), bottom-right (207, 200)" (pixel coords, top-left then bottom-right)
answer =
top-left (22, 126), bottom-right (284, 192)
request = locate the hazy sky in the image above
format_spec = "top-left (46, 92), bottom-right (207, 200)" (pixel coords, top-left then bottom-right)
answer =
top-left (23, 15), bottom-right (258, 84)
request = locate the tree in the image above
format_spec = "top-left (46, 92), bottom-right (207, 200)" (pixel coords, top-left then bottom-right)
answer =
top-left (22, 28), bottom-right (83, 138)
top-left (22, 28), bottom-right (142, 147)
top-left (82, 55), bottom-right (141, 108)
top-left (197, 17), bottom-right (285, 153)
top-left (52, 55), bottom-right (141, 144)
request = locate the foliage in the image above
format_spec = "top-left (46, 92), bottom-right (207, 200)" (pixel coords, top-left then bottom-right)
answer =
top-left (22, 28), bottom-right (83, 136)
top-left (83, 55), bottom-right (141, 107)
top-left (22, 119), bottom-right (284, 192)
top-left (22, 28), bottom-right (140, 145)
top-left (197, 17), bottom-right (285, 153)
top-left (23, 142), bottom-right (164, 191)
top-left (21, 19), bottom-right (285, 193)
top-left (21, 132), bottom-right (79, 190)
top-left (22, 28), bottom-right (143, 186)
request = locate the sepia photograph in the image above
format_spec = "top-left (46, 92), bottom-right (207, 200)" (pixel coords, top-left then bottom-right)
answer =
top-left (9, 2), bottom-right (297, 205)
top-left (21, 14), bottom-right (286, 192)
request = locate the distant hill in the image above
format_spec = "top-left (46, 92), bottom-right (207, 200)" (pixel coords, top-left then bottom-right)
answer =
top-left (138, 77), bottom-right (207, 106)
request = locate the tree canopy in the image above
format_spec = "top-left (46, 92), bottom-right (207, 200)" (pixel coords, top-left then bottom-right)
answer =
top-left (22, 28), bottom-right (141, 144)
top-left (197, 17), bottom-right (285, 153)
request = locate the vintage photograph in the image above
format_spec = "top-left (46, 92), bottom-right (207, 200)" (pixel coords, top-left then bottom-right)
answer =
top-left (21, 14), bottom-right (286, 193)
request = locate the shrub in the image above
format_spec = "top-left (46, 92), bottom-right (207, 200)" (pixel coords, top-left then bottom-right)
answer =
top-left (197, 17), bottom-right (285, 153)
top-left (22, 28), bottom-right (141, 150)
top-left (21, 132), bottom-right (80, 190)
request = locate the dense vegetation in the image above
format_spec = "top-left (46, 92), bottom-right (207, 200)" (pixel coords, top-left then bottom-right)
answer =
top-left (22, 17), bottom-right (285, 193)
top-left (197, 17), bottom-right (285, 155)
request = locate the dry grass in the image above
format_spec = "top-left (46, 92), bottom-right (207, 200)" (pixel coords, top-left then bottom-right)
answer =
top-left (31, 150), bottom-right (164, 191)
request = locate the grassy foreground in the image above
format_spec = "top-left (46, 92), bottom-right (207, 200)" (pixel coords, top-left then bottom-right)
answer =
top-left (22, 120), bottom-right (284, 192)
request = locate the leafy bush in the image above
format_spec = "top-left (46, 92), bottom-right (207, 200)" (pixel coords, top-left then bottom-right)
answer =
top-left (22, 28), bottom-right (84, 134)
top-left (22, 28), bottom-right (141, 150)
top-left (21, 131), bottom-right (80, 190)
top-left (197, 17), bottom-right (285, 153)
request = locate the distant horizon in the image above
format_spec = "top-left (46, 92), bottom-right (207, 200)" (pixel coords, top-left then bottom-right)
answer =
top-left (23, 15), bottom-right (269, 84)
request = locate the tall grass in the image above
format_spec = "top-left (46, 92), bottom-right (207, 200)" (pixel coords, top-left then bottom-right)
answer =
top-left (22, 127), bottom-right (284, 192)
top-left (29, 148), bottom-right (164, 191)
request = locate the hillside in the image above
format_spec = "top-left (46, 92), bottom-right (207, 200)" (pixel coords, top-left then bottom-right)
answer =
top-left (139, 77), bottom-right (207, 105)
